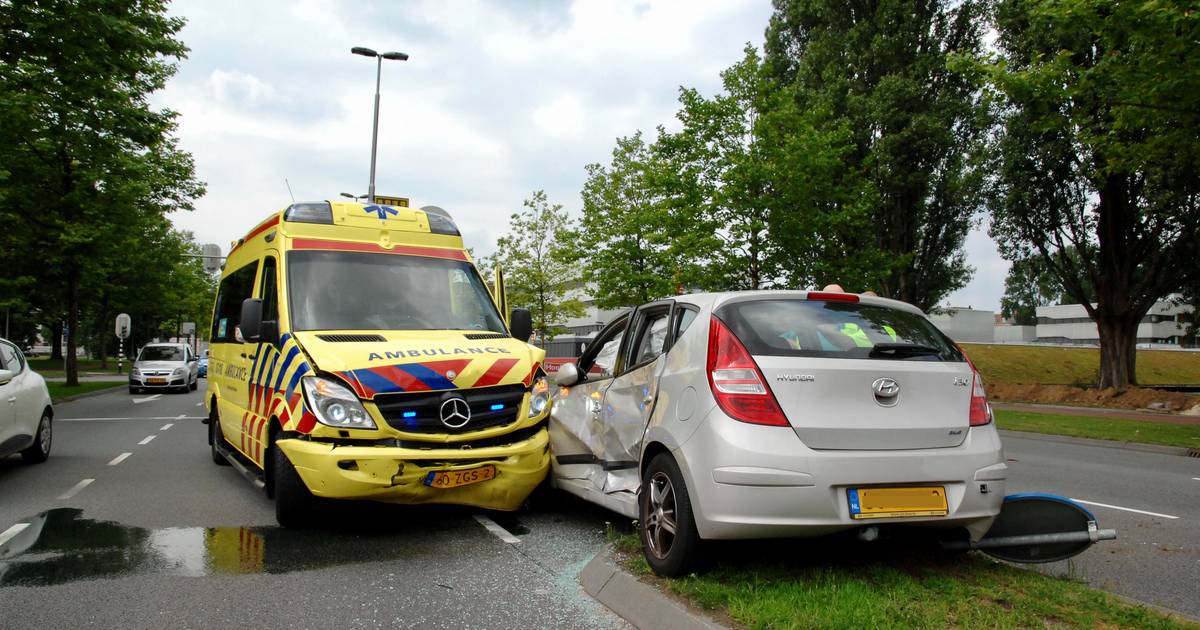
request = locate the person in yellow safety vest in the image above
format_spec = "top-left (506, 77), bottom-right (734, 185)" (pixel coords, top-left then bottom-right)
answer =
top-left (838, 322), bottom-right (899, 347)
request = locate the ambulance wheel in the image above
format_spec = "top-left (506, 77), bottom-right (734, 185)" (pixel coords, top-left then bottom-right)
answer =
top-left (639, 453), bottom-right (702, 577)
top-left (209, 408), bottom-right (230, 466)
top-left (273, 442), bottom-right (315, 527)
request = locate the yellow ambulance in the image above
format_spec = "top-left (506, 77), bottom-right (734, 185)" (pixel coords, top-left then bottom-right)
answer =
top-left (205, 199), bottom-right (549, 526)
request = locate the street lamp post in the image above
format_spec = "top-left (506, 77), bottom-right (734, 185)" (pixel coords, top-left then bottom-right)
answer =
top-left (351, 46), bottom-right (408, 204)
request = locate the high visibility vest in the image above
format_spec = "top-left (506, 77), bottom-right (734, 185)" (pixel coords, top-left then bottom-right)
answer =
top-left (839, 323), bottom-right (873, 347)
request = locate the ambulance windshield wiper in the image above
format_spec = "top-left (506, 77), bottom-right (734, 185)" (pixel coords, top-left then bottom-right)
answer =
top-left (868, 343), bottom-right (944, 359)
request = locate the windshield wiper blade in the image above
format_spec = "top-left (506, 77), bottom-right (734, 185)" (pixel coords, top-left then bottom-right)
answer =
top-left (869, 343), bottom-right (943, 359)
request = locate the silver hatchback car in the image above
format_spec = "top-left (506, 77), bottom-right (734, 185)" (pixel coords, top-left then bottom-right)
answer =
top-left (130, 343), bottom-right (199, 394)
top-left (549, 290), bottom-right (1005, 575)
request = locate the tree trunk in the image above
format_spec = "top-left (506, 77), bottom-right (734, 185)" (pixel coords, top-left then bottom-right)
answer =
top-left (66, 269), bottom-right (80, 387)
top-left (1095, 315), bottom-right (1138, 390)
top-left (50, 321), bottom-right (63, 361)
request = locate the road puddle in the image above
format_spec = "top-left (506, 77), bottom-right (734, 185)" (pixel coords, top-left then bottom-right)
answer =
top-left (0, 508), bottom-right (424, 586)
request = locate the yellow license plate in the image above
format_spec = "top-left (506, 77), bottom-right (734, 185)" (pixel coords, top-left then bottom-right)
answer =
top-left (148, 377), bottom-right (167, 384)
top-left (424, 465), bottom-right (497, 489)
top-left (849, 486), bottom-right (948, 519)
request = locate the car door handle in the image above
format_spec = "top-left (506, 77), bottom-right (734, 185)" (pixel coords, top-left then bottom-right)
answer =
top-left (6, 397), bottom-right (15, 404)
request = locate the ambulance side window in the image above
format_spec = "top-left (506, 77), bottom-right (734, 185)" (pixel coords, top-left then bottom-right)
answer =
top-left (211, 261), bottom-right (258, 343)
top-left (260, 256), bottom-right (278, 324)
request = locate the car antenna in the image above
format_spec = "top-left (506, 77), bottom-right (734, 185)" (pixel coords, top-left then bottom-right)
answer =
top-left (285, 177), bottom-right (296, 203)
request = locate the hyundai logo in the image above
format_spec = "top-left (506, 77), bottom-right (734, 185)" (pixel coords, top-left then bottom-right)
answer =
top-left (872, 377), bottom-right (900, 406)
top-left (439, 397), bottom-right (471, 428)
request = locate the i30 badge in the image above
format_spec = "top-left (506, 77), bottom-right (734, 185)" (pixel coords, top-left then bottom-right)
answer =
top-left (871, 377), bottom-right (900, 407)
top-left (440, 397), bottom-right (471, 428)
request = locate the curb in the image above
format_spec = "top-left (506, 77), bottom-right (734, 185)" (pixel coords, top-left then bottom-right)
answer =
top-left (998, 429), bottom-right (1192, 457)
top-left (581, 547), bottom-right (728, 630)
top-left (51, 383), bottom-right (126, 404)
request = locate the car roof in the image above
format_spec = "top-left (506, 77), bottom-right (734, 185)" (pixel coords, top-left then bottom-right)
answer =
top-left (671, 290), bottom-right (926, 317)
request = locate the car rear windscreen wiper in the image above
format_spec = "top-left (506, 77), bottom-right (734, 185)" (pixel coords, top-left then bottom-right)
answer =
top-left (868, 343), bottom-right (944, 359)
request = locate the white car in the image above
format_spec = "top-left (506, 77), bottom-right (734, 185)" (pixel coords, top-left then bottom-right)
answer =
top-left (0, 338), bottom-right (53, 464)
top-left (129, 343), bottom-right (199, 394)
top-left (549, 290), bottom-right (1005, 575)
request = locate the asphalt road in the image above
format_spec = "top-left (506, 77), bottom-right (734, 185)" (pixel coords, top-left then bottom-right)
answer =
top-left (0, 383), bottom-right (626, 629)
top-left (1001, 433), bottom-right (1200, 618)
top-left (1, 386), bottom-right (1197, 626)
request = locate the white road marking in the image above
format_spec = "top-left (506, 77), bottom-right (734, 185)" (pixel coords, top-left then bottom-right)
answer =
top-left (1072, 498), bottom-right (1179, 520)
top-left (160, 423), bottom-right (173, 431)
top-left (1193, 477), bottom-right (1200, 482)
top-left (138, 435), bottom-right (156, 445)
top-left (0, 523), bottom-right (30, 548)
top-left (58, 479), bottom-right (95, 500)
top-left (196, 402), bottom-right (204, 407)
top-left (108, 452), bottom-right (132, 466)
top-left (132, 395), bottom-right (162, 404)
top-left (59, 416), bottom-right (205, 422)
top-left (474, 515), bottom-right (521, 544)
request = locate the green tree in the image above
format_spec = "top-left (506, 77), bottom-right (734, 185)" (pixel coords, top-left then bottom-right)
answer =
top-left (579, 134), bottom-right (679, 308)
top-left (0, 0), bottom-right (204, 384)
top-left (964, 0), bottom-right (1200, 389)
top-left (490, 191), bottom-right (585, 346)
top-left (764, 0), bottom-right (990, 309)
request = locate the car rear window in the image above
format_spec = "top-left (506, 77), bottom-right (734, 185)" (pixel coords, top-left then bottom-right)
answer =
top-left (714, 299), bottom-right (965, 361)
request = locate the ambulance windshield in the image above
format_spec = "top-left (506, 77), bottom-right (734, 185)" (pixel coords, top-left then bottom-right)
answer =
top-left (287, 250), bottom-right (507, 333)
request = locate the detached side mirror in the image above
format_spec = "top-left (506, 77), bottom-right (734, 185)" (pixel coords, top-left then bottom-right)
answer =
top-left (510, 308), bottom-right (533, 343)
top-left (0, 368), bottom-right (13, 385)
top-left (554, 363), bottom-right (581, 387)
top-left (240, 298), bottom-right (263, 341)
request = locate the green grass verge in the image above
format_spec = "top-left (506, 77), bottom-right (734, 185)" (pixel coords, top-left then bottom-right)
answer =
top-left (960, 344), bottom-right (1200, 386)
top-left (613, 534), bottom-right (1195, 629)
top-left (46, 381), bottom-right (124, 402)
top-left (28, 358), bottom-right (125, 376)
top-left (995, 410), bottom-right (1200, 449)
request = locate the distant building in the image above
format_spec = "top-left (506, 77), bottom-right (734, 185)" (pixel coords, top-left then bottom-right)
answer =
top-left (1035, 298), bottom-right (1193, 346)
top-left (928, 307), bottom-right (995, 343)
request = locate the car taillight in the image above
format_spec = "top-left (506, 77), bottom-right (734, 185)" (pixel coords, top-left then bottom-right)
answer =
top-left (706, 316), bottom-right (789, 427)
top-left (967, 364), bottom-right (992, 426)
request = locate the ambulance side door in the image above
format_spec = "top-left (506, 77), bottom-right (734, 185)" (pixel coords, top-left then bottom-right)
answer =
top-left (243, 254), bottom-right (280, 467)
top-left (210, 260), bottom-right (258, 454)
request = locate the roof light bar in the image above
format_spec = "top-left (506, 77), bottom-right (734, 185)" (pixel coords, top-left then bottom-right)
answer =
top-left (283, 202), bottom-right (334, 225)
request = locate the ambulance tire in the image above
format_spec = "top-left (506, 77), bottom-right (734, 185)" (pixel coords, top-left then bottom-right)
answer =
top-left (273, 443), bottom-right (315, 527)
top-left (209, 408), bottom-right (230, 466)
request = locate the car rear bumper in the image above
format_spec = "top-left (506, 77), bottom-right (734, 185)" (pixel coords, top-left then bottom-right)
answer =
top-left (277, 427), bottom-right (550, 511)
top-left (676, 408), bottom-right (1006, 541)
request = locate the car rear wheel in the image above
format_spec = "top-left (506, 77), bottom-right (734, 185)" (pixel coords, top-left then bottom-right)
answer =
top-left (209, 408), bottom-right (230, 466)
top-left (189, 377), bottom-right (198, 391)
top-left (21, 410), bottom-right (52, 464)
top-left (273, 441), bottom-right (316, 527)
top-left (639, 453), bottom-right (702, 577)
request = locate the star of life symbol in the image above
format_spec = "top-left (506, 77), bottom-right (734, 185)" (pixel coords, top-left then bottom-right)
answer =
top-left (364, 204), bottom-right (399, 220)
top-left (439, 397), bottom-right (471, 428)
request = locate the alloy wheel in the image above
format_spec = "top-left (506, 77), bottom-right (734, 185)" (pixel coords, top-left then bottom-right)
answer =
top-left (643, 471), bottom-right (679, 559)
top-left (38, 415), bottom-right (52, 454)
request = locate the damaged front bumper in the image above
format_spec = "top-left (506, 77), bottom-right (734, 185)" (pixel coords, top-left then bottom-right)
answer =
top-left (277, 425), bottom-right (550, 511)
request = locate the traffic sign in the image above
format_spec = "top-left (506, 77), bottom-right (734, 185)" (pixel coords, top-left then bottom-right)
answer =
top-left (182, 322), bottom-right (196, 336)
top-left (115, 313), bottom-right (131, 339)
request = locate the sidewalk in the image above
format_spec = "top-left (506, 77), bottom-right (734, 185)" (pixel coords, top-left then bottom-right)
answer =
top-left (992, 401), bottom-right (1200, 425)
top-left (43, 373), bottom-right (128, 383)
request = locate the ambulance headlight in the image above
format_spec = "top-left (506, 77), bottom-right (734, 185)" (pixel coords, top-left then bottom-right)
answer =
top-left (302, 376), bottom-right (376, 430)
top-left (528, 373), bottom-right (550, 418)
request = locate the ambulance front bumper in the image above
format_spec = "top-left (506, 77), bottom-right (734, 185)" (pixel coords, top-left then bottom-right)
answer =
top-left (276, 426), bottom-right (550, 511)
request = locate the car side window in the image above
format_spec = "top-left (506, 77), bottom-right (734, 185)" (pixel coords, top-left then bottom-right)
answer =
top-left (260, 256), bottom-right (279, 323)
top-left (629, 311), bottom-right (671, 367)
top-left (578, 315), bottom-right (629, 380)
top-left (211, 261), bottom-right (259, 343)
top-left (0, 342), bottom-right (19, 372)
top-left (673, 306), bottom-right (698, 342)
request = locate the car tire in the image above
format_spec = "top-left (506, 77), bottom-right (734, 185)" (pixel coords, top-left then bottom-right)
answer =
top-left (209, 408), bottom-right (231, 466)
top-left (21, 410), bottom-right (52, 464)
top-left (273, 441), bottom-right (315, 528)
top-left (639, 453), bottom-right (702, 577)
top-left (189, 378), bottom-right (198, 391)
top-left (129, 387), bottom-right (138, 394)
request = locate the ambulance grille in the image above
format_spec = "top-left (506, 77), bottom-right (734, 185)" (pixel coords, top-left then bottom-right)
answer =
top-left (317, 334), bottom-right (387, 342)
top-left (463, 332), bottom-right (508, 340)
top-left (374, 384), bottom-right (526, 434)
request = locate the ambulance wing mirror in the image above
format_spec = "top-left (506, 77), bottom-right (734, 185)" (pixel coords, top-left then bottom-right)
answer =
top-left (240, 299), bottom-right (263, 341)
top-left (511, 308), bottom-right (533, 343)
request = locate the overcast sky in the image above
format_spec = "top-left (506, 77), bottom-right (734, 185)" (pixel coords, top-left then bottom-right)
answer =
top-left (156, 0), bottom-right (1008, 311)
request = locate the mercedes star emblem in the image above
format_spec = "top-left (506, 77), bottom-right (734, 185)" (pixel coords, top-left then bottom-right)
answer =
top-left (439, 397), bottom-right (471, 428)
